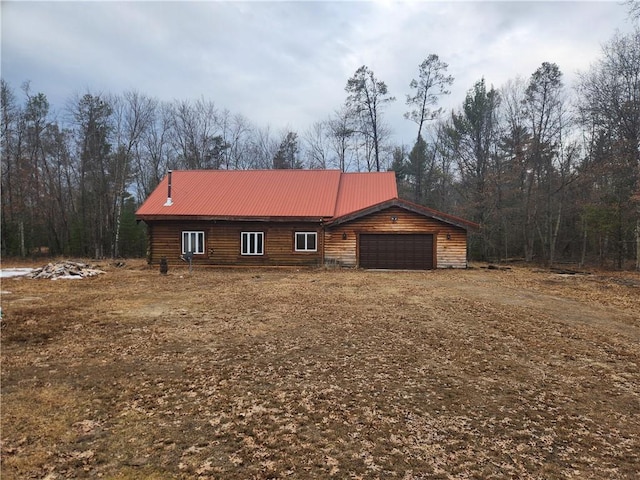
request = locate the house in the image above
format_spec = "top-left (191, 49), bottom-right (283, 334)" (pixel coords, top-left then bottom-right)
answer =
top-left (135, 169), bottom-right (479, 269)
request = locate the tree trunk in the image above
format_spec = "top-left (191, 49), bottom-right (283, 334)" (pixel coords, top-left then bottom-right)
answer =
top-left (113, 196), bottom-right (123, 258)
top-left (580, 217), bottom-right (588, 268)
top-left (636, 217), bottom-right (640, 271)
top-left (19, 220), bottom-right (25, 258)
top-left (524, 224), bottom-right (535, 262)
top-left (549, 202), bottom-right (563, 267)
top-left (112, 155), bottom-right (127, 259)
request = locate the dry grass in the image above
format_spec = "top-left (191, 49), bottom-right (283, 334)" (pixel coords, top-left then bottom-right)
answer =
top-left (1, 261), bottom-right (639, 479)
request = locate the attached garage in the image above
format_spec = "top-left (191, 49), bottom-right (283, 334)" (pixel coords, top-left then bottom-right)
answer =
top-left (359, 233), bottom-right (434, 270)
top-left (324, 199), bottom-right (479, 270)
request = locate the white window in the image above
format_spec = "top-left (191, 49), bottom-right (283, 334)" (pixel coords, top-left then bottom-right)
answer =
top-left (241, 232), bottom-right (264, 255)
top-left (182, 231), bottom-right (205, 255)
top-left (295, 232), bottom-right (317, 252)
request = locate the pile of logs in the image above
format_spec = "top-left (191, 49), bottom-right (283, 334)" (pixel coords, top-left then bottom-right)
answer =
top-left (28, 261), bottom-right (105, 280)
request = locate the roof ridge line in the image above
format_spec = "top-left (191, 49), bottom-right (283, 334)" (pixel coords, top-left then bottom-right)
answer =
top-left (331, 172), bottom-right (347, 218)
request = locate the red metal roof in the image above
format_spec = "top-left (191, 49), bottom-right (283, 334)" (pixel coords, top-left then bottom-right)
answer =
top-left (135, 169), bottom-right (398, 220)
top-left (334, 172), bottom-right (398, 218)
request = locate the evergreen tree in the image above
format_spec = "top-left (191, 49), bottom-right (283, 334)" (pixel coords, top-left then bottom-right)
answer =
top-left (273, 131), bottom-right (301, 169)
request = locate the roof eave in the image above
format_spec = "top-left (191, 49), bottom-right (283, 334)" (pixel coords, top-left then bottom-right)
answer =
top-left (135, 214), bottom-right (328, 223)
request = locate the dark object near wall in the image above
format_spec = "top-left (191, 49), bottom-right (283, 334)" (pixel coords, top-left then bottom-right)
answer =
top-left (159, 257), bottom-right (168, 274)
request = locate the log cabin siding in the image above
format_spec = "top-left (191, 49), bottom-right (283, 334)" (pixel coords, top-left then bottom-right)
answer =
top-left (324, 206), bottom-right (468, 268)
top-left (145, 205), bottom-right (470, 269)
top-left (146, 221), bottom-right (323, 267)
top-left (437, 228), bottom-right (468, 269)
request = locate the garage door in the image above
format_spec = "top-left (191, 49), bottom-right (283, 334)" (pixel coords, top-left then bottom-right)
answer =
top-left (359, 234), bottom-right (434, 270)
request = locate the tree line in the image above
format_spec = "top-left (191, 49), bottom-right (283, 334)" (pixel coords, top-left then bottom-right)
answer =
top-left (1, 28), bottom-right (639, 269)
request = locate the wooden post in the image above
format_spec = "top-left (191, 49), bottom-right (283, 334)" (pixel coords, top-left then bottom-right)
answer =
top-left (160, 257), bottom-right (168, 275)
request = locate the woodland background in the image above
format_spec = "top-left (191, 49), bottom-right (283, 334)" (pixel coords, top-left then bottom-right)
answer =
top-left (1, 27), bottom-right (638, 269)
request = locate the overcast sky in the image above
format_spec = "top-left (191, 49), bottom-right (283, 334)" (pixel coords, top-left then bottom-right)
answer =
top-left (2, 1), bottom-right (635, 146)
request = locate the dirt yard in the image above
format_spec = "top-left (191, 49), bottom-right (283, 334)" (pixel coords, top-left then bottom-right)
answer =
top-left (1, 261), bottom-right (639, 479)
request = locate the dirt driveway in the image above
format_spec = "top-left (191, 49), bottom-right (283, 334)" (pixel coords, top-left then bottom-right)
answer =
top-left (1, 262), bottom-right (639, 479)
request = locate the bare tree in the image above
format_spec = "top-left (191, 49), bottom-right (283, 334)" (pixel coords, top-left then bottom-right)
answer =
top-left (627, 0), bottom-right (640, 22)
top-left (1, 79), bottom-right (25, 255)
top-left (405, 54), bottom-right (454, 142)
top-left (302, 121), bottom-right (331, 169)
top-left (110, 91), bottom-right (156, 257)
top-left (249, 125), bottom-right (279, 169)
top-left (495, 77), bottom-right (531, 260)
top-left (345, 65), bottom-right (395, 172)
top-left (136, 101), bottom-right (172, 200)
top-left (41, 122), bottom-right (75, 254)
top-left (217, 109), bottom-right (254, 170)
top-left (169, 98), bottom-right (222, 169)
top-left (326, 107), bottom-right (355, 172)
top-left (521, 63), bottom-right (566, 263)
top-left (577, 28), bottom-right (640, 269)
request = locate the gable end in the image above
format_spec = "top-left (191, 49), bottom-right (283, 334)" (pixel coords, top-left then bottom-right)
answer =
top-left (326, 198), bottom-right (479, 231)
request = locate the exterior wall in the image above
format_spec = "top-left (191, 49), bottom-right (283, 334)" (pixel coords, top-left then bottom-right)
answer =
top-left (437, 227), bottom-right (468, 269)
top-left (147, 220), bottom-right (323, 267)
top-left (145, 207), bottom-right (469, 269)
top-left (324, 206), bottom-right (468, 268)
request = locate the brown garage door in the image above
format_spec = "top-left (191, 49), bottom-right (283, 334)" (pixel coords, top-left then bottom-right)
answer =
top-left (359, 234), bottom-right (434, 270)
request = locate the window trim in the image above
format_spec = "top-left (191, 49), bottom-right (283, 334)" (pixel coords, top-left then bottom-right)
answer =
top-left (182, 231), bottom-right (205, 255)
top-left (241, 231), bottom-right (264, 256)
top-left (294, 231), bottom-right (318, 252)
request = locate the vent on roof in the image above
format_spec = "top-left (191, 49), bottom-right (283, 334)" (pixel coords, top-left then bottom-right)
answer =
top-left (163, 170), bottom-right (173, 206)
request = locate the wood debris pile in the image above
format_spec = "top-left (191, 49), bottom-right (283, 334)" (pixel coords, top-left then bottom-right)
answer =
top-left (28, 261), bottom-right (105, 280)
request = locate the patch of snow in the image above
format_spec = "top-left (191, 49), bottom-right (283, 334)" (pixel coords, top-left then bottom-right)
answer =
top-left (52, 275), bottom-right (83, 280)
top-left (0, 268), bottom-right (35, 278)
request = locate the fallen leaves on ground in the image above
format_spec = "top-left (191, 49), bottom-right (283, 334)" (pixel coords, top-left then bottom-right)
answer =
top-left (1, 262), bottom-right (639, 479)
